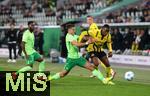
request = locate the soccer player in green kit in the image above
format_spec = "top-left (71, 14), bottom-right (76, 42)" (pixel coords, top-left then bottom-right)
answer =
top-left (12, 21), bottom-right (45, 79)
top-left (47, 24), bottom-right (113, 85)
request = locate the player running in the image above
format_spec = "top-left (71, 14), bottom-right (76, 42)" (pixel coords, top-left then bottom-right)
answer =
top-left (12, 21), bottom-right (45, 79)
top-left (78, 16), bottom-right (116, 80)
top-left (47, 24), bottom-right (113, 85)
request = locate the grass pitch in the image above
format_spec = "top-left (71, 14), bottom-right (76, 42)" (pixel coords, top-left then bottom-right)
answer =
top-left (0, 58), bottom-right (150, 96)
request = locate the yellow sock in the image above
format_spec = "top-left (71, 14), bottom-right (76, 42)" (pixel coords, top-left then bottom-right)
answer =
top-left (100, 61), bottom-right (106, 70)
top-left (106, 67), bottom-right (111, 77)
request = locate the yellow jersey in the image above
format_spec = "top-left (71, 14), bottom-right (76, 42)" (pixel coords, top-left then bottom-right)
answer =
top-left (86, 29), bottom-right (112, 52)
top-left (78, 23), bottom-right (99, 42)
top-left (78, 23), bottom-right (112, 52)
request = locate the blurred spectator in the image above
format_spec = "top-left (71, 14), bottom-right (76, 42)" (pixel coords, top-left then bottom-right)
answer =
top-left (42, 0), bottom-right (50, 8)
top-left (0, 0), bottom-right (149, 26)
top-left (115, 16), bottom-right (123, 23)
top-left (17, 25), bottom-right (24, 56)
top-left (5, 23), bottom-right (17, 63)
top-left (98, 0), bottom-right (150, 23)
top-left (131, 29), bottom-right (141, 53)
top-left (31, 1), bottom-right (38, 13)
top-left (123, 28), bottom-right (134, 50)
top-left (111, 28), bottom-right (123, 51)
top-left (45, 8), bottom-right (55, 16)
top-left (23, 9), bottom-right (33, 17)
top-left (34, 26), bottom-right (44, 55)
top-left (0, 4), bottom-right (12, 15)
top-left (38, 28), bottom-right (44, 55)
top-left (34, 26), bottom-right (39, 51)
top-left (139, 29), bottom-right (150, 50)
top-left (106, 0), bottom-right (121, 6)
top-left (5, 16), bottom-right (15, 26)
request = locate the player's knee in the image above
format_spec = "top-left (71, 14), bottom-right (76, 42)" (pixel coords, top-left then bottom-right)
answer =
top-left (40, 58), bottom-right (44, 61)
top-left (105, 63), bottom-right (110, 67)
top-left (85, 63), bottom-right (95, 71)
top-left (37, 58), bottom-right (44, 62)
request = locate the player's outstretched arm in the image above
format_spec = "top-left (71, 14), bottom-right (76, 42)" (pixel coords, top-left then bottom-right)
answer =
top-left (71, 40), bottom-right (89, 47)
top-left (71, 37), bottom-right (96, 47)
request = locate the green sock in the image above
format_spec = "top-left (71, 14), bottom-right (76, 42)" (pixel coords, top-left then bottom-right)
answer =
top-left (16, 66), bottom-right (32, 74)
top-left (92, 69), bottom-right (105, 81)
top-left (39, 61), bottom-right (45, 73)
top-left (50, 73), bottom-right (60, 80)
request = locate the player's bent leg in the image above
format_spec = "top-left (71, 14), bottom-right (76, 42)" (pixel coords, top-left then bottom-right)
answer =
top-left (48, 70), bottom-right (69, 81)
top-left (92, 57), bottom-right (99, 68)
top-left (36, 58), bottom-right (45, 73)
top-left (90, 57), bottom-right (100, 78)
top-left (83, 61), bottom-right (108, 84)
top-left (83, 61), bottom-right (95, 71)
top-left (48, 58), bottom-right (74, 81)
top-left (59, 70), bottom-right (70, 77)
top-left (36, 57), bottom-right (44, 62)
top-left (99, 60), bottom-right (107, 70)
top-left (100, 56), bottom-right (110, 67)
top-left (34, 52), bottom-right (46, 76)
top-left (12, 65), bottom-right (33, 80)
top-left (35, 57), bottom-right (47, 80)
top-left (16, 64), bottom-right (33, 74)
top-left (12, 53), bottom-right (35, 80)
top-left (100, 56), bottom-right (116, 80)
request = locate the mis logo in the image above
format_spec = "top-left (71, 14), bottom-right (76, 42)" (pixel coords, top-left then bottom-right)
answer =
top-left (0, 71), bottom-right (50, 96)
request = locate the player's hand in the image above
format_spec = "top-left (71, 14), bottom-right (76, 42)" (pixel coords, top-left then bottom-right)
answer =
top-left (86, 39), bottom-right (92, 44)
top-left (108, 52), bottom-right (113, 57)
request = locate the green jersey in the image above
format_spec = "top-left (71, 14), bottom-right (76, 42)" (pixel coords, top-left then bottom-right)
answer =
top-left (66, 33), bottom-right (80, 59)
top-left (22, 29), bottom-right (36, 55)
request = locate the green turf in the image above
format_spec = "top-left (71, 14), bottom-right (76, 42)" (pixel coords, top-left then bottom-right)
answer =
top-left (0, 58), bottom-right (150, 96)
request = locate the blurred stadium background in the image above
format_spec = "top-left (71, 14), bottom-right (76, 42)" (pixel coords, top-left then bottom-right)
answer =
top-left (0, 0), bottom-right (150, 96)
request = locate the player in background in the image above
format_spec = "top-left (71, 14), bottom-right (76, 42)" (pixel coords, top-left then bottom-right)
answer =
top-left (47, 24), bottom-right (114, 85)
top-left (78, 16), bottom-right (116, 80)
top-left (12, 21), bottom-right (45, 79)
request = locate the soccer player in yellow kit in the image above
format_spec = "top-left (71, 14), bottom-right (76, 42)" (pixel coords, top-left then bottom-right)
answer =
top-left (78, 16), bottom-right (116, 80)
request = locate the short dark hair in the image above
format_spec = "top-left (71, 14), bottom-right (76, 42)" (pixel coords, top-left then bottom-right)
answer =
top-left (87, 15), bottom-right (93, 18)
top-left (102, 24), bottom-right (110, 29)
top-left (67, 24), bottom-right (75, 30)
top-left (10, 23), bottom-right (15, 26)
top-left (28, 21), bottom-right (34, 26)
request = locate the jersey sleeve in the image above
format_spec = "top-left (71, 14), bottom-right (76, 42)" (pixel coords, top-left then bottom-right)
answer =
top-left (66, 34), bottom-right (74, 42)
top-left (88, 23), bottom-right (99, 37)
top-left (78, 31), bottom-right (88, 42)
top-left (22, 31), bottom-right (28, 43)
top-left (107, 34), bottom-right (112, 52)
top-left (75, 35), bottom-right (79, 40)
top-left (90, 23), bottom-right (98, 30)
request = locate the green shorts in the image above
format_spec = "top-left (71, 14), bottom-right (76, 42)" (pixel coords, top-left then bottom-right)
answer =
top-left (64, 57), bottom-right (87, 71)
top-left (26, 52), bottom-right (41, 65)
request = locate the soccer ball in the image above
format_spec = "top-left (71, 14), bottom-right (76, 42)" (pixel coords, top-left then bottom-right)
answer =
top-left (124, 71), bottom-right (134, 81)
